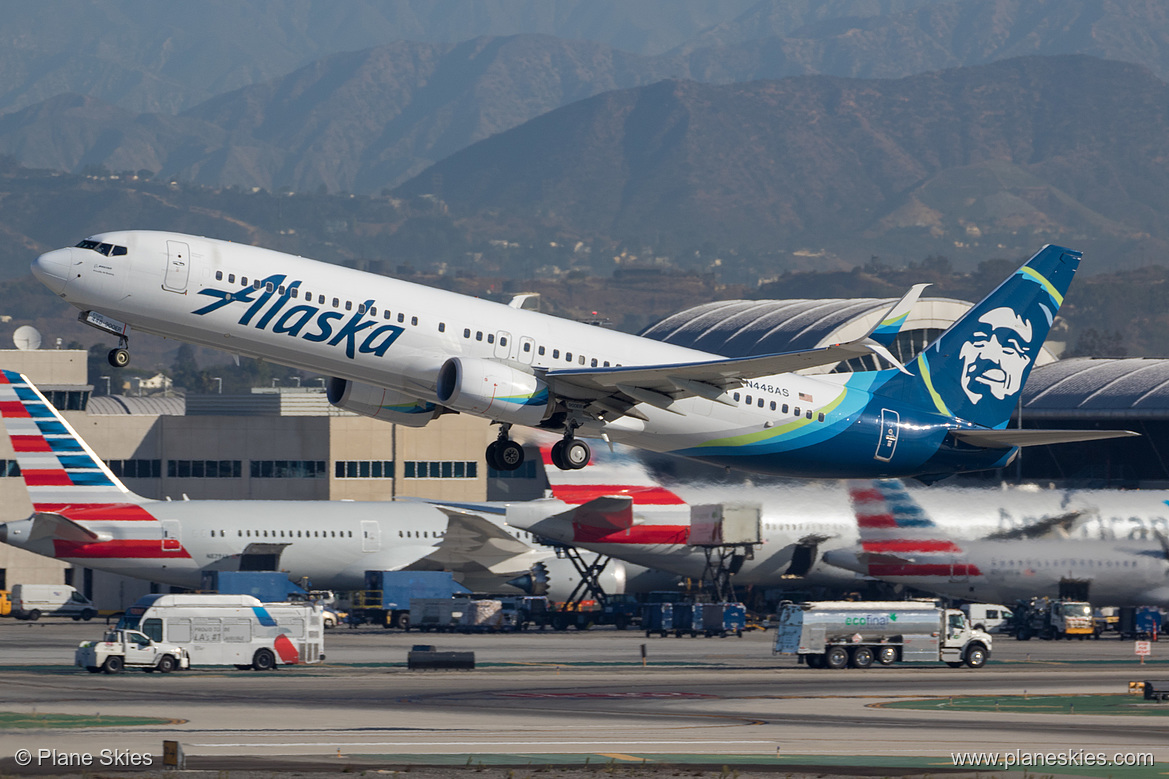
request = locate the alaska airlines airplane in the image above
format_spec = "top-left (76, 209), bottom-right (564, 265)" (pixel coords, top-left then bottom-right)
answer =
top-left (32, 234), bottom-right (1133, 479)
top-left (822, 480), bottom-right (1169, 606)
top-left (0, 370), bottom-right (630, 599)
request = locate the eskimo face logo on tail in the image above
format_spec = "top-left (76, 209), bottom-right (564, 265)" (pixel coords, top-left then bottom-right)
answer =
top-left (192, 274), bottom-right (404, 360)
top-left (958, 307), bottom-right (1034, 404)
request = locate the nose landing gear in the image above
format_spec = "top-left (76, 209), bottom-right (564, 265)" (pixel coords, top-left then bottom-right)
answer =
top-left (107, 337), bottom-right (130, 368)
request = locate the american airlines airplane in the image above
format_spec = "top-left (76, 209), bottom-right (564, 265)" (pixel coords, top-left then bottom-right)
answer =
top-left (31, 234), bottom-right (1134, 479)
top-left (0, 370), bottom-right (629, 599)
top-left (821, 480), bottom-right (1169, 606)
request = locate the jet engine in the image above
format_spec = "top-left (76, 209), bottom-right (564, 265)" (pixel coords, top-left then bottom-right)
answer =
top-left (436, 357), bottom-right (551, 426)
top-left (326, 377), bottom-right (441, 427)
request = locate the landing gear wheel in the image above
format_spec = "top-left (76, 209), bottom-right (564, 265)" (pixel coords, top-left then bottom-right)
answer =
top-left (485, 441), bottom-right (503, 470)
top-left (108, 348), bottom-right (130, 368)
top-left (495, 440), bottom-right (524, 471)
top-left (563, 438), bottom-right (591, 469)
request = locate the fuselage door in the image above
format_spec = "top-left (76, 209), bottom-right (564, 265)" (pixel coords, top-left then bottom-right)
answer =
top-left (163, 240), bottom-right (190, 293)
top-left (494, 331), bottom-right (512, 360)
top-left (518, 336), bottom-right (535, 365)
top-left (361, 520), bottom-right (380, 553)
top-left (161, 520), bottom-right (182, 552)
top-left (874, 408), bottom-right (900, 462)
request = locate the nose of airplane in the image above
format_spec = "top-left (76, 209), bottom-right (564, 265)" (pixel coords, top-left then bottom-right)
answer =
top-left (31, 248), bottom-right (73, 296)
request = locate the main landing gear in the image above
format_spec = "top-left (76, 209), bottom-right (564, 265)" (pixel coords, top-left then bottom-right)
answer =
top-left (108, 337), bottom-right (130, 368)
top-left (550, 430), bottom-right (590, 471)
top-left (486, 425), bottom-right (525, 472)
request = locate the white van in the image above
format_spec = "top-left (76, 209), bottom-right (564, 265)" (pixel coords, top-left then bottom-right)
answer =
top-left (9, 584), bottom-right (96, 621)
top-left (117, 594), bottom-right (324, 670)
top-left (960, 603), bottom-right (1013, 633)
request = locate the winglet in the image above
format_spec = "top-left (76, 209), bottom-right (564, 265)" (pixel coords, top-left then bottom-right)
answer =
top-left (867, 283), bottom-right (930, 347)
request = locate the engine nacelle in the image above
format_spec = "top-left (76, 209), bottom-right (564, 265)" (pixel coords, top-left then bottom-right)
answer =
top-left (436, 357), bottom-right (551, 426)
top-left (326, 377), bottom-right (441, 427)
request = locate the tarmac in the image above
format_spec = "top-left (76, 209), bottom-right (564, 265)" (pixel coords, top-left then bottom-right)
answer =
top-left (0, 621), bottom-right (1165, 777)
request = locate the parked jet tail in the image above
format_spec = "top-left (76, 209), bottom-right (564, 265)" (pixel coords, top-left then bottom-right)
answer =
top-left (875, 245), bottom-right (1077, 430)
top-left (0, 369), bottom-right (148, 514)
top-left (844, 480), bottom-right (977, 578)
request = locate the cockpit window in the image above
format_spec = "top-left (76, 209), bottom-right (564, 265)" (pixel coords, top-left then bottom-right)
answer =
top-left (76, 239), bottom-right (127, 257)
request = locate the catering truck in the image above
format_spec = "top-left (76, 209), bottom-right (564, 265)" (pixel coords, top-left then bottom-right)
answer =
top-left (117, 594), bottom-right (324, 670)
top-left (774, 600), bottom-right (992, 669)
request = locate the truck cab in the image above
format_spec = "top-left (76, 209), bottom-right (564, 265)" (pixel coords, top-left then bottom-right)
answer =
top-left (75, 629), bottom-right (189, 674)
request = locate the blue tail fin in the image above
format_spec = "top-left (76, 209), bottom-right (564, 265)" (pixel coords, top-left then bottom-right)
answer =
top-left (875, 245), bottom-right (1080, 429)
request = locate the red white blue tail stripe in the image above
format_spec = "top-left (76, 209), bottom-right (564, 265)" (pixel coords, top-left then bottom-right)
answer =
top-left (848, 479), bottom-right (979, 577)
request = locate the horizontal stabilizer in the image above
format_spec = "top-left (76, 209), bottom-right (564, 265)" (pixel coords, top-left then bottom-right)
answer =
top-left (547, 496), bottom-right (634, 531)
top-left (28, 512), bottom-right (110, 544)
top-left (949, 428), bottom-right (1140, 449)
top-left (983, 511), bottom-right (1083, 541)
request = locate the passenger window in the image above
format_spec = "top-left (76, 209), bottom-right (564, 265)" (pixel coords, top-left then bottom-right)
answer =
top-left (500, 336), bottom-right (507, 347)
top-left (591, 358), bottom-right (597, 367)
top-left (253, 280), bottom-right (261, 289)
top-left (266, 282), bottom-right (274, 292)
top-left (411, 316), bottom-right (418, 326)
top-left (438, 322), bottom-right (445, 332)
top-left (553, 349), bottom-right (560, 359)
top-left (398, 313), bottom-right (405, 323)
top-left (369, 306), bottom-right (376, 316)
top-left (523, 342), bottom-right (531, 352)
top-left (782, 404), bottom-right (789, 414)
top-left (487, 334), bottom-right (495, 344)
top-left (565, 352), bottom-right (572, 361)
top-left (770, 401), bottom-right (776, 411)
top-left (793, 407), bottom-right (800, 416)
top-left (278, 285), bottom-right (285, 294)
top-left (603, 361), bottom-right (610, 367)
top-left (215, 271), bottom-right (223, 281)
top-left (332, 297), bottom-right (339, 308)
top-left (241, 277), bottom-right (248, 286)
top-left (818, 413), bottom-right (825, 422)
top-left (357, 303), bottom-right (366, 314)
top-left (318, 295), bottom-right (325, 305)
top-left (538, 346), bottom-right (546, 356)
top-left (579, 355), bottom-right (585, 365)
top-left (806, 410), bottom-right (813, 419)
top-left (464, 328), bottom-right (471, 338)
top-left (475, 331), bottom-right (483, 341)
top-left (745, 395), bottom-right (752, 404)
top-left (733, 392), bottom-right (740, 401)
top-left (758, 398), bottom-right (764, 408)
top-left (384, 310), bottom-right (392, 320)
top-left (228, 274), bottom-right (235, 283)
top-left (345, 301), bottom-right (352, 311)
top-left (291, 288), bottom-right (299, 298)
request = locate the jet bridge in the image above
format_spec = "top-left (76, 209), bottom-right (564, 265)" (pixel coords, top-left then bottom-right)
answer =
top-left (688, 504), bottom-right (762, 602)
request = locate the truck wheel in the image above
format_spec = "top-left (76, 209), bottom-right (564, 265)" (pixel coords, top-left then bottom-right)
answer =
top-left (102, 656), bottom-right (124, 674)
top-left (393, 612), bottom-right (410, 630)
top-left (252, 648), bottom-right (276, 671)
top-left (964, 645), bottom-right (988, 668)
top-left (235, 664), bottom-right (253, 671)
top-left (80, 609), bottom-right (96, 621)
top-left (804, 653), bottom-right (824, 669)
top-left (26, 609), bottom-right (40, 622)
top-left (825, 646), bottom-right (849, 670)
top-left (877, 646), bottom-right (898, 665)
top-left (849, 647), bottom-right (874, 669)
top-left (156, 655), bottom-right (177, 674)
top-left (946, 661), bottom-right (964, 668)
top-left (614, 614), bottom-right (628, 630)
top-left (85, 666), bottom-right (101, 674)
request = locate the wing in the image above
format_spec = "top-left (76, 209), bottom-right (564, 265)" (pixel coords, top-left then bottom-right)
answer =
top-left (541, 285), bottom-right (923, 421)
top-left (950, 429), bottom-right (1140, 448)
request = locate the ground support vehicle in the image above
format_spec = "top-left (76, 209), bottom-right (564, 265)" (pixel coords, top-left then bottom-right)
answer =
top-left (774, 600), bottom-right (992, 669)
top-left (643, 603), bottom-right (675, 637)
top-left (351, 571), bottom-right (468, 629)
top-left (1010, 597), bottom-right (1095, 640)
top-left (960, 603), bottom-right (1013, 633)
top-left (118, 594), bottom-right (323, 670)
top-left (76, 629), bottom-right (189, 674)
top-left (9, 584), bottom-right (96, 621)
top-left (1118, 606), bottom-right (1164, 640)
top-left (200, 571), bottom-right (307, 602)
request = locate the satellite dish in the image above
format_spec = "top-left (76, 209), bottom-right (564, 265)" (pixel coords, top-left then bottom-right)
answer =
top-left (13, 325), bottom-right (41, 351)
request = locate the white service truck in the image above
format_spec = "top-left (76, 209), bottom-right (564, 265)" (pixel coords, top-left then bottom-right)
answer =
top-left (117, 593), bottom-right (324, 670)
top-left (75, 629), bottom-right (190, 674)
top-left (774, 600), bottom-right (992, 669)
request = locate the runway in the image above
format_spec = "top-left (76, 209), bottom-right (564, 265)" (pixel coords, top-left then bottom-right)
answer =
top-left (0, 622), bottom-right (1165, 775)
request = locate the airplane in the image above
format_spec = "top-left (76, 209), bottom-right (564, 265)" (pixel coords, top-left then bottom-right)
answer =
top-left (31, 234), bottom-right (1136, 479)
top-left (0, 369), bottom-right (630, 601)
top-left (821, 480), bottom-right (1169, 607)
